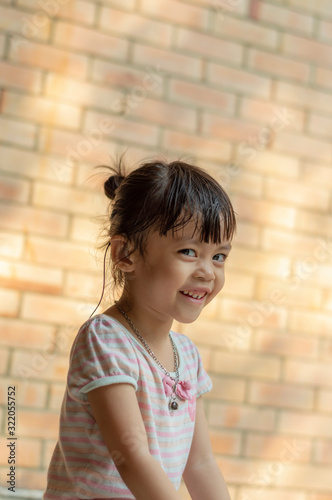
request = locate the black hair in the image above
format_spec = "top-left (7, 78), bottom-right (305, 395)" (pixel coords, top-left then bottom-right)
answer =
top-left (89, 157), bottom-right (236, 315)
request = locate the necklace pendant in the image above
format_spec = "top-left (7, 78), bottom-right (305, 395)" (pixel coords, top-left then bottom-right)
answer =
top-left (170, 400), bottom-right (179, 410)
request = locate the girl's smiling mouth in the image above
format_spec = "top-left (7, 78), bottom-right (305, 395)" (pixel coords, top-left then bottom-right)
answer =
top-left (179, 289), bottom-right (210, 300)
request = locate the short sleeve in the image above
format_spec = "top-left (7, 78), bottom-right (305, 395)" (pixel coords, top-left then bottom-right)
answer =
top-left (67, 316), bottom-right (139, 404)
top-left (195, 345), bottom-right (213, 398)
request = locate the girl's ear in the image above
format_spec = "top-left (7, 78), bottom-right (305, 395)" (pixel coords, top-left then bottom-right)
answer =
top-left (110, 235), bottom-right (136, 272)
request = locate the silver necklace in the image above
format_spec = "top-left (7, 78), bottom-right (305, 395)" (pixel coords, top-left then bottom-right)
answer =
top-left (115, 302), bottom-right (180, 411)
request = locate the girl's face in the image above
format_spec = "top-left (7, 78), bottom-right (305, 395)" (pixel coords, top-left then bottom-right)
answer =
top-left (129, 219), bottom-right (232, 325)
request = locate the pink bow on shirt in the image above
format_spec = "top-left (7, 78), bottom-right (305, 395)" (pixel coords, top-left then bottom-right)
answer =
top-left (162, 376), bottom-right (193, 400)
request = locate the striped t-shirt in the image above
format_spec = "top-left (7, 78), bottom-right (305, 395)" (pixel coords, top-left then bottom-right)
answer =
top-left (43, 313), bottom-right (212, 499)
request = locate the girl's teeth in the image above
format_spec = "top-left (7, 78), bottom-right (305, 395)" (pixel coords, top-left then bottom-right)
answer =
top-left (182, 291), bottom-right (204, 299)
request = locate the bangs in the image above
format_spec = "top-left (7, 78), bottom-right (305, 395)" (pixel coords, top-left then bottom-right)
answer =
top-left (151, 162), bottom-right (237, 244)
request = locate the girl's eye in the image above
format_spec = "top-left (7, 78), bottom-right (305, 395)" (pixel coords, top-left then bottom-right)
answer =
top-left (213, 253), bottom-right (226, 262)
top-left (180, 249), bottom-right (196, 257)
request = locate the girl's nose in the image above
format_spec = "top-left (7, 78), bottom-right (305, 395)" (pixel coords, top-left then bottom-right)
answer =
top-left (193, 260), bottom-right (215, 281)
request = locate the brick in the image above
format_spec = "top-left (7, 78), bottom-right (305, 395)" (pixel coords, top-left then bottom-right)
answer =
top-left (219, 15), bottom-right (278, 49)
top-left (274, 132), bottom-right (332, 163)
top-left (290, 310), bottom-right (332, 337)
top-left (0, 115), bottom-right (36, 148)
top-left (26, 235), bottom-right (96, 271)
top-left (239, 488), bottom-right (305, 500)
top-left (202, 114), bottom-right (259, 142)
top-left (64, 271), bottom-right (100, 300)
top-left (265, 178), bottom-right (330, 211)
top-left (170, 79), bottom-right (236, 114)
top-left (285, 359), bottom-right (332, 388)
top-left (208, 63), bottom-right (271, 98)
top-left (0, 435), bottom-right (41, 467)
top-left (15, 467), bottom-right (47, 491)
top-left (0, 346), bottom-right (9, 375)
top-left (308, 496), bottom-right (332, 500)
top-left (249, 381), bottom-right (314, 410)
top-left (276, 81), bottom-right (332, 114)
top-left (180, 318), bottom-right (245, 349)
top-left (248, 49), bottom-right (309, 82)
top-left (314, 440), bottom-right (332, 464)
top-left (262, 229), bottom-right (325, 258)
top-left (288, 0), bottom-right (332, 17)
top-left (84, 111), bottom-right (159, 147)
top-left (176, 28), bottom-right (243, 65)
top-left (302, 163), bottom-right (332, 188)
top-left (33, 181), bottom-right (98, 215)
top-left (140, 0), bottom-right (208, 29)
top-left (0, 5), bottom-right (50, 40)
top-left (0, 259), bottom-right (62, 294)
top-left (0, 61), bottom-right (42, 93)
top-left (229, 244), bottom-right (291, 277)
top-left (211, 350), bottom-right (281, 380)
top-left (19, 380), bottom-right (48, 409)
top-left (0, 174), bottom-right (30, 203)
top-left (16, 409), bottom-right (60, 438)
top-left (99, 6), bottom-right (172, 46)
top-left (130, 97), bottom-right (197, 133)
top-left (3, 91), bottom-right (81, 129)
top-left (232, 195), bottom-right (297, 229)
top-left (102, 0), bottom-right (136, 8)
top-left (282, 33), bottom-right (332, 66)
top-left (0, 33), bottom-right (5, 56)
top-left (163, 130), bottom-right (231, 163)
top-left (318, 390), bottom-right (332, 413)
top-left (255, 1), bottom-right (314, 35)
top-left (280, 410), bottom-right (332, 439)
top-left (209, 430), bottom-right (242, 456)
top-left (315, 66), bottom-right (332, 91)
top-left (38, 128), bottom-right (118, 167)
top-left (319, 19), bottom-right (332, 43)
top-left (320, 339), bottom-right (332, 360)
top-left (0, 231), bottom-right (24, 258)
top-left (257, 276), bottom-right (322, 309)
top-left (12, 349), bottom-right (68, 383)
top-left (308, 113), bottom-right (332, 139)
top-left (91, 59), bottom-right (163, 97)
top-left (240, 97), bottom-right (304, 132)
top-left (0, 145), bottom-right (74, 184)
top-left (10, 40), bottom-right (88, 78)
top-left (132, 44), bottom-right (201, 79)
top-left (244, 433), bottom-right (311, 461)
top-left (206, 374), bottom-right (246, 402)
top-left (229, 220), bottom-right (261, 248)
top-left (248, 151), bottom-right (300, 179)
top-left (0, 287), bottom-right (20, 317)
top-left (18, 0), bottom-right (97, 26)
top-left (208, 402), bottom-right (276, 431)
top-left (213, 0), bottom-right (249, 17)
top-left (254, 329), bottom-right (318, 359)
top-left (0, 318), bottom-right (54, 349)
top-left (54, 21), bottom-right (129, 59)
top-left (49, 383), bottom-right (66, 411)
top-left (219, 296), bottom-right (287, 329)
top-left (223, 269), bottom-right (256, 298)
top-left (21, 292), bottom-right (94, 325)
top-left (0, 201), bottom-right (68, 237)
top-left (296, 210), bottom-right (332, 238)
top-left (70, 215), bottom-right (101, 243)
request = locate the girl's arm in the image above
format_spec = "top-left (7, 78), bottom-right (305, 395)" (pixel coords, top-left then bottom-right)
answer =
top-left (182, 396), bottom-right (231, 500)
top-left (88, 383), bottom-right (184, 500)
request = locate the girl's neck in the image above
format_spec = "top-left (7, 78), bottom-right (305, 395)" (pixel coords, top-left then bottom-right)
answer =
top-left (103, 301), bottom-right (174, 349)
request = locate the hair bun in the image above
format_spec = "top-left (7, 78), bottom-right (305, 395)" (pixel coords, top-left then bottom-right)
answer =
top-left (104, 174), bottom-right (125, 200)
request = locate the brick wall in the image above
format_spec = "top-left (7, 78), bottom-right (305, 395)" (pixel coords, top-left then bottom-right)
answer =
top-left (1, 0), bottom-right (332, 498)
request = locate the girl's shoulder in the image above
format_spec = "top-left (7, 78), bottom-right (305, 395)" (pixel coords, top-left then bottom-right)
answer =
top-left (170, 330), bottom-right (201, 361)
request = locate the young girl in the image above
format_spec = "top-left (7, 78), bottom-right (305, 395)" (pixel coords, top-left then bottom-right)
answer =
top-left (43, 158), bottom-right (236, 500)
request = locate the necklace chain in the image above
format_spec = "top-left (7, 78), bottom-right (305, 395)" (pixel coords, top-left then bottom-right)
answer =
top-left (115, 302), bottom-right (179, 383)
